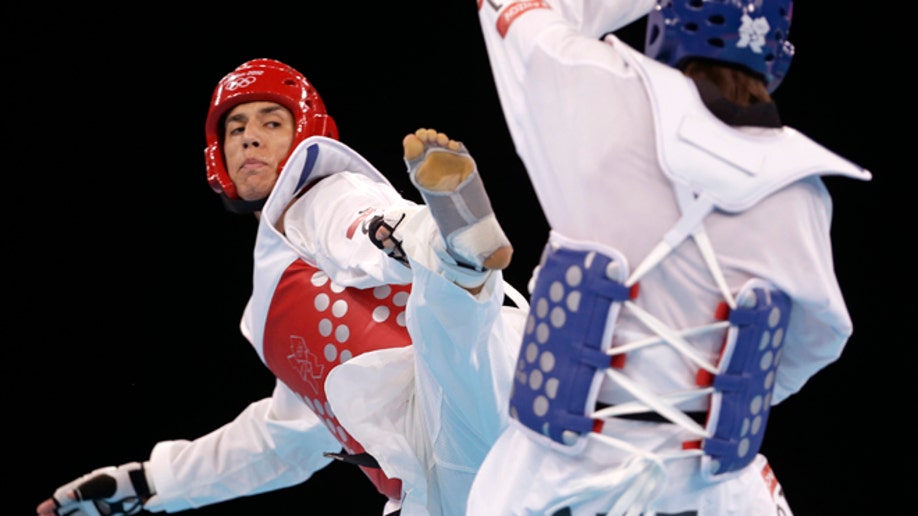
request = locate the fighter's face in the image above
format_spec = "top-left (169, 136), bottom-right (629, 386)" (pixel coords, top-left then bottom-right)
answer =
top-left (223, 101), bottom-right (295, 201)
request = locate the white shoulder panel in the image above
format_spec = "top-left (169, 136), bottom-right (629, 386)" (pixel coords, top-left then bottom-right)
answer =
top-left (262, 136), bottom-right (393, 224)
top-left (614, 40), bottom-right (871, 213)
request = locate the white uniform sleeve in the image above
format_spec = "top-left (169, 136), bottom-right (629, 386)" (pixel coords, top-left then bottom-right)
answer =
top-left (283, 172), bottom-right (415, 288)
top-left (476, 1), bottom-right (655, 129)
top-left (142, 381), bottom-right (339, 513)
top-left (548, 0), bottom-right (657, 39)
top-left (734, 176), bottom-right (853, 404)
top-left (476, 0), bottom-right (657, 221)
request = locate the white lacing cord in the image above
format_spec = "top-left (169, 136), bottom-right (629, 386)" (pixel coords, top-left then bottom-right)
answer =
top-left (605, 184), bottom-right (735, 428)
top-left (601, 368), bottom-right (711, 438)
top-left (531, 188), bottom-right (735, 514)
top-left (502, 279), bottom-right (530, 311)
top-left (597, 318), bottom-right (729, 436)
top-left (543, 433), bottom-right (666, 516)
top-left (610, 320), bottom-right (730, 355)
top-left (625, 192), bottom-right (714, 287)
top-left (546, 431), bottom-right (702, 516)
top-left (673, 187), bottom-right (737, 309)
top-left (692, 228), bottom-right (736, 309)
top-left (622, 301), bottom-right (721, 374)
top-left (592, 387), bottom-right (715, 421)
top-left (577, 185), bottom-right (738, 515)
top-left (625, 187), bottom-right (732, 309)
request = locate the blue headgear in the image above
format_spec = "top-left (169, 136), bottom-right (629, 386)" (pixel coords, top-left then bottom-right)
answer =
top-left (644, 0), bottom-right (794, 93)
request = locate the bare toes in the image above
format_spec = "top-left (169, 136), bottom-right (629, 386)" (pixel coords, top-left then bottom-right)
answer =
top-left (403, 133), bottom-right (425, 161)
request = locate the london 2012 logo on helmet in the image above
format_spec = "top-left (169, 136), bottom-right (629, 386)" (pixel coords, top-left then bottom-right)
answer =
top-left (737, 12), bottom-right (771, 53)
top-left (225, 75), bottom-right (258, 91)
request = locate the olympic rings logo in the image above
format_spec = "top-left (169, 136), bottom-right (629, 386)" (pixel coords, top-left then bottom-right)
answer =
top-left (225, 75), bottom-right (257, 91)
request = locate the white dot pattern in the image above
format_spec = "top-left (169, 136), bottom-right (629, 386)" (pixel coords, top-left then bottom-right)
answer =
top-left (526, 343), bottom-right (538, 363)
top-left (706, 287), bottom-right (791, 475)
top-left (372, 305), bottom-right (391, 323)
top-left (373, 285), bottom-right (391, 299)
top-left (540, 351), bottom-right (555, 372)
top-left (335, 324), bottom-right (349, 343)
top-left (261, 263), bottom-right (412, 461)
top-left (509, 247), bottom-right (633, 446)
top-left (566, 265), bottom-right (582, 286)
top-left (566, 291), bottom-right (581, 312)
top-left (550, 282), bottom-right (564, 302)
top-left (319, 319), bottom-right (332, 337)
top-left (529, 369), bottom-right (543, 390)
top-left (332, 299), bottom-right (348, 318)
top-left (550, 307), bottom-right (566, 328)
top-left (534, 396), bottom-right (549, 416)
top-left (311, 272), bottom-right (329, 287)
top-left (545, 378), bottom-right (559, 399)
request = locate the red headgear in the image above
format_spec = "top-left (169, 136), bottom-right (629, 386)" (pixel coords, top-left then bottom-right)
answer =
top-left (204, 58), bottom-right (339, 201)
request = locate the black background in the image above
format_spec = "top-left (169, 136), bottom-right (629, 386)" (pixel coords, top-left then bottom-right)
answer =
top-left (11, 3), bottom-right (909, 515)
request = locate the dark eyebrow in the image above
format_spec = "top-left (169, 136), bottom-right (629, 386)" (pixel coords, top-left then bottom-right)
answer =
top-left (225, 104), bottom-right (288, 125)
top-left (225, 112), bottom-right (247, 125)
top-left (259, 105), bottom-right (286, 116)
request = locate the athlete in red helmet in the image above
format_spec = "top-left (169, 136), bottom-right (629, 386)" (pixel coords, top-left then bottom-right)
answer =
top-left (203, 58), bottom-right (339, 213)
top-left (471, 1), bottom-right (871, 514)
top-left (36, 58), bottom-right (524, 516)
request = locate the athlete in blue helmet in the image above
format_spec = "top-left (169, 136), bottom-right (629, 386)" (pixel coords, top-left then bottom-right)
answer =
top-left (471, 1), bottom-right (870, 514)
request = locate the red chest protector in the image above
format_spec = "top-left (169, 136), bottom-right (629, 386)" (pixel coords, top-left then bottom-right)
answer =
top-left (262, 259), bottom-right (412, 501)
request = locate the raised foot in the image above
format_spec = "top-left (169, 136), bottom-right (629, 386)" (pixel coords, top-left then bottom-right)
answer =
top-left (404, 129), bottom-right (474, 192)
top-left (404, 128), bottom-right (512, 271)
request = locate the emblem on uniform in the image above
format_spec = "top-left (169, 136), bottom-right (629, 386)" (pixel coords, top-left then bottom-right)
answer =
top-left (287, 335), bottom-right (324, 394)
